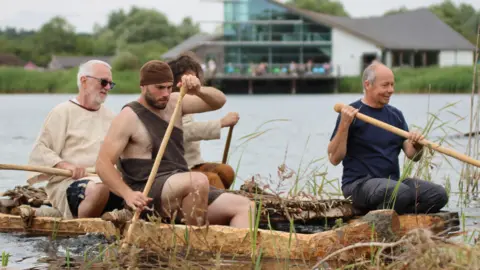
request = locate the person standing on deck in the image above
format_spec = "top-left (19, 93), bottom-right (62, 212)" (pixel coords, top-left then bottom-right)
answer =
top-left (95, 60), bottom-right (255, 228)
top-left (167, 53), bottom-right (238, 190)
top-left (27, 60), bottom-right (124, 219)
top-left (327, 61), bottom-right (448, 215)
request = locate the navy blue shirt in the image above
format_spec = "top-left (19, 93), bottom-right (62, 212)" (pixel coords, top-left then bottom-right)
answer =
top-left (330, 99), bottom-right (409, 186)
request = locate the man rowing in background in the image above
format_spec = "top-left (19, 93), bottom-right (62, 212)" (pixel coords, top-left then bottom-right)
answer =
top-left (95, 60), bottom-right (255, 227)
top-left (167, 52), bottom-right (238, 190)
top-left (27, 60), bottom-right (124, 219)
top-left (328, 61), bottom-right (448, 215)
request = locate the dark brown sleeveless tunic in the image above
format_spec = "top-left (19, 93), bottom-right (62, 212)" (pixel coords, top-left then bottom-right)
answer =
top-left (117, 101), bottom-right (223, 218)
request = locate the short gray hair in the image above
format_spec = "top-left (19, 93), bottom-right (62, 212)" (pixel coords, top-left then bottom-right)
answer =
top-left (76, 60), bottom-right (112, 89)
top-left (362, 61), bottom-right (382, 92)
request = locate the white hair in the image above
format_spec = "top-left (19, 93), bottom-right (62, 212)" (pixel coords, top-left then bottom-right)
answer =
top-left (76, 60), bottom-right (112, 89)
top-left (362, 60), bottom-right (383, 93)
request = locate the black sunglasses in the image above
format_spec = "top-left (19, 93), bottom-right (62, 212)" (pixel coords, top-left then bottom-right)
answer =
top-left (86, 75), bottom-right (116, 89)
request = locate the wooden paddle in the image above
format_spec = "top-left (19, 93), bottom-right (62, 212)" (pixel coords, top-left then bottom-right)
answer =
top-left (334, 103), bottom-right (480, 168)
top-left (123, 85), bottom-right (188, 246)
top-left (222, 126), bottom-right (234, 164)
top-left (0, 164), bottom-right (97, 177)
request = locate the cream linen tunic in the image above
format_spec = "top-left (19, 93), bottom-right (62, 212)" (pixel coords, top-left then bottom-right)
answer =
top-left (27, 100), bottom-right (115, 219)
top-left (182, 114), bottom-right (222, 168)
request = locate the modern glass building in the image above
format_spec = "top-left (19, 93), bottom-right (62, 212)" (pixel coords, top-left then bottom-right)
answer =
top-left (209, 0), bottom-right (333, 76)
top-left (161, 1), bottom-right (475, 93)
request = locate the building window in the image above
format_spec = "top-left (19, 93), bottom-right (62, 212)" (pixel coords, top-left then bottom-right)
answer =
top-left (391, 50), bottom-right (439, 67)
top-left (219, 0), bottom-right (333, 76)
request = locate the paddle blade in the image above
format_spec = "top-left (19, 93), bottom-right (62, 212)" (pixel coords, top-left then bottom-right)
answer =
top-left (334, 103), bottom-right (346, 113)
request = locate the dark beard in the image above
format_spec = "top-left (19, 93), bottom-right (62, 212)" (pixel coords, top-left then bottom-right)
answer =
top-left (145, 88), bottom-right (167, 110)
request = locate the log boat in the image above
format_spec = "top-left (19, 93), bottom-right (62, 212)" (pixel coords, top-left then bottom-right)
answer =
top-left (0, 183), bottom-right (460, 262)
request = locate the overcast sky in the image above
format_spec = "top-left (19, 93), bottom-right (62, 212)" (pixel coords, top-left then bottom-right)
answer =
top-left (1, 0), bottom-right (479, 33)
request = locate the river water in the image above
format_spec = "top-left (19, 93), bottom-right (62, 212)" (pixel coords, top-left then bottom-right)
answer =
top-left (0, 93), bottom-right (479, 268)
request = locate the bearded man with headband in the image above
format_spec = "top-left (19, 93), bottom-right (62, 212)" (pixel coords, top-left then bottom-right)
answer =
top-left (96, 60), bottom-right (255, 228)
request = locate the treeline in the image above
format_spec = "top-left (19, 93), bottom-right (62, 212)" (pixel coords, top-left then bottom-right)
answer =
top-left (0, 7), bottom-right (201, 68)
top-left (0, 65), bottom-right (475, 94)
top-left (1, 0), bottom-right (478, 69)
top-left (288, 0), bottom-right (480, 45)
top-left (0, 0), bottom-right (478, 94)
top-left (1, 0), bottom-right (479, 69)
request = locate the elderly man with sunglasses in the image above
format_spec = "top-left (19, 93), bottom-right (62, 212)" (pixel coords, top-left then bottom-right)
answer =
top-left (26, 59), bottom-right (124, 219)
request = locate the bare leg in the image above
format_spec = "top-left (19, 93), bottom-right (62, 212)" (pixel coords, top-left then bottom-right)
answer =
top-left (206, 193), bottom-right (255, 228)
top-left (161, 171), bottom-right (210, 226)
top-left (78, 182), bottom-right (110, 218)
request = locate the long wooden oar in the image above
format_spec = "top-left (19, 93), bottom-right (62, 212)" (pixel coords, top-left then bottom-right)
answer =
top-left (334, 103), bottom-right (480, 168)
top-left (0, 164), bottom-right (97, 177)
top-left (123, 85), bottom-right (188, 246)
top-left (222, 126), bottom-right (234, 164)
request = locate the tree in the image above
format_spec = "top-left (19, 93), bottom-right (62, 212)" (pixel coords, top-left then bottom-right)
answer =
top-left (429, 0), bottom-right (479, 44)
top-left (175, 17), bottom-right (201, 44)
top-left (34, 16), bottom-right (78, 56)
top-left (287, 0), bottom-right (349, 16)
top-left (112, 51), bottom-right (140, 71)
top-left (383, 6), bottom-right (408, 16)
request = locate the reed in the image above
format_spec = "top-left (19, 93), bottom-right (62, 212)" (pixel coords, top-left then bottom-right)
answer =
top-left (460, 25), bottom-right (480, 197)
top-left (1, 251), bottom-right (10, 267)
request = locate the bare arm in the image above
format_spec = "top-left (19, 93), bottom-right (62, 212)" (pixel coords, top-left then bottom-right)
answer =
top-left (402, 132), bottom-right (424, 161)
top-left (181, 86), bottom-right (226, 115)
top-left (183, 114), bottom-right (221, 142)
top-left (95, 108), bottom-right (137, 198)
top-left (398, 113), bottom-right (423, 161)
top-left (327, 106), bottom-right (358, 166)
top-left (328, 123), bottom-right (350, 166)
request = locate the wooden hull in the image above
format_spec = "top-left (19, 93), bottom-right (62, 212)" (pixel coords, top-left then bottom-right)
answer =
top-left (0, 210), bottom-right (459, 261)
top-left (0, 184), bottom-right (460, 261)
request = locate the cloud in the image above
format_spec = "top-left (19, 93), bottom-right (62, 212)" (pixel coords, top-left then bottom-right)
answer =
top-left (0, 0), bottom-right (223, 33)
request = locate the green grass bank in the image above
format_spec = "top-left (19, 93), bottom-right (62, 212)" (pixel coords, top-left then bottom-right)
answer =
top-left (340, 65), bottom-right (479, 93)
top-left (0, 65), bottom-right (477, 94)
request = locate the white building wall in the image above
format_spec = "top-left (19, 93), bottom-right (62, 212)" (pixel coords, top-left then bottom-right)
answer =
top-left (439, 50), bottom-right (474, 67)
top-left (330, 28), bottom-right (382, 77)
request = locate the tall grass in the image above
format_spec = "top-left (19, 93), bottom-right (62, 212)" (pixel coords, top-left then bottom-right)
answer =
top-left (460, 26), bottom-right (480, 197)
top-left (0, 65), bottom-right (478, 94)
top-left (226, 118), bottom-right (343, 199)
top-left (1, 251), bottom-right (10, 267)
top-left (339, 65), bottom-right (479, 93)
top-left (0, 67), bottom-right (142, 94)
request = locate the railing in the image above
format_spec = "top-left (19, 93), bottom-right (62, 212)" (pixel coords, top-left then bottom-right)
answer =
top-left (207, 62), bottom-right (333, 77)
top-left (222, 30), bottom-right (331, 42)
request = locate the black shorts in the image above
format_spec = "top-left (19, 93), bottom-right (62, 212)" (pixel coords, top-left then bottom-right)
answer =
top-left (66, 179), bottom-right (124, 217)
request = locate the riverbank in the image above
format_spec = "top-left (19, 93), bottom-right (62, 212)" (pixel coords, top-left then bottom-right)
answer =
top-left (339, 65), bottom-right (479, 93)
top-left (0, 65), bottom-right (478, 94)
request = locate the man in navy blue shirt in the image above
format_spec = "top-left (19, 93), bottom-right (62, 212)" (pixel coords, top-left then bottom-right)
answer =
top-left (328, 62), bottom-right (448, 215)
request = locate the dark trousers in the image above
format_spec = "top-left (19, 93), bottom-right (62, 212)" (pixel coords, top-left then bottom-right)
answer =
top-left (342, 176), bottom-right (449, 215)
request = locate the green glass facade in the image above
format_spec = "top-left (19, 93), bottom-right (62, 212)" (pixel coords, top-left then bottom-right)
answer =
top-left (220, 0), bottom-right (332, 75)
